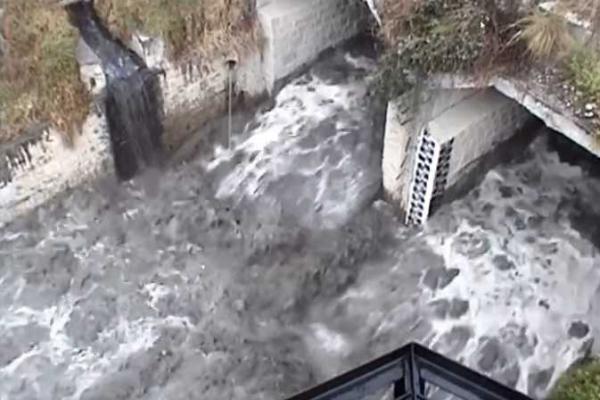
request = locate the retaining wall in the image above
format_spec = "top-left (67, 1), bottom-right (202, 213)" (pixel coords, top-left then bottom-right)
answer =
top-left (0, 114), bottom-right (112, 225)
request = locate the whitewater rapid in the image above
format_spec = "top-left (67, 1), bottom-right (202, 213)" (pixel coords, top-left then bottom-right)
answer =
top-left (0, 41), bottom-right (599, 400)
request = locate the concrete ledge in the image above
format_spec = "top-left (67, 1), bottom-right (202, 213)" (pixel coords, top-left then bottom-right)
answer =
top-left (258, 0), bottom-right (367, 91)
top-left (431, 74), bottom-right (600, 158)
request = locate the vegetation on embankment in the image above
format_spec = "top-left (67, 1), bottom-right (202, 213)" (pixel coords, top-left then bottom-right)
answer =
top-left (0, 0), bottom-right (258, 144)
top-left (0, 1), bottom-right (87, 144)
top-left (549, 358), bottom-right (600, 400)
top-left (375, 0), bottom-right (600, 136)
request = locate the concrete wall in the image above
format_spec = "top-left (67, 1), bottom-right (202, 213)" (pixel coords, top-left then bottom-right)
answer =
top-left (429, 90), bottom-right (530, 189)
top-left (382, 89), bottom-right (478, 218)
top-left (383, 88), bottom-right (532, 225)
top-left (259, 0), bottom-right (367, 90)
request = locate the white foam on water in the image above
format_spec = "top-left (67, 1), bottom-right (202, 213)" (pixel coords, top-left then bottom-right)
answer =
top-left (209, 73), bottom-right (363, 201)
top-left (421, 142), bottom-right (600, 396)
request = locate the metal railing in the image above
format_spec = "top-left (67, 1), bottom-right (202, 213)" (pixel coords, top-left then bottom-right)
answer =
top-left (287, 343), bottom-right (533, 400)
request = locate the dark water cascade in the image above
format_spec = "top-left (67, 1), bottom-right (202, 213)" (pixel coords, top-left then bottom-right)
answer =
top-left (65, 0), bottom-right (164, 180)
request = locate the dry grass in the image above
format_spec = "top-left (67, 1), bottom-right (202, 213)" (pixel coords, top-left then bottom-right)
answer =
top-left (95, 0), bottom-right (260, 62)
top-left (0, 0), bottom-right (88, 144)
top-left (0, 0), bottom-right (259, 144)
top-left (515, 10), bottom-right (573, 62)
top-left (380, 0), bottom-right (424, 46)
top-left (375, 0), bottom-right (526, 99)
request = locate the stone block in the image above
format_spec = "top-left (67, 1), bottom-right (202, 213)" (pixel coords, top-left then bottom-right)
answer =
top-left (0, 114), bottom-right (112, 226)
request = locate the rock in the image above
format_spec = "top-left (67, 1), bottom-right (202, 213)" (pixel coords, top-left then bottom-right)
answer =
top-left (585, 103), bottom-right (596, 111)
top-left (492, 255), bottom-right (515, 271)
top-left (568, 321), bottom-right (590, 339)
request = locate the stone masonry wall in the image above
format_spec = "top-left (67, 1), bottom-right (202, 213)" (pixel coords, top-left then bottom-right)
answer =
top-left (129, 34), bottom-right (268, 151)
top-left (0, 114), bottom-right (112, 226)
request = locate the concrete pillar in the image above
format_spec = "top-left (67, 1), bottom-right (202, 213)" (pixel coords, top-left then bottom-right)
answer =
top-left (383, 88), bottom-right (532, 225)
top-left (257, 0), bottom-right (367, 91)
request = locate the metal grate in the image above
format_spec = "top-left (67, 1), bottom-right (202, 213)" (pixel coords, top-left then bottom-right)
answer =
top-left (406, 131), bottom-right (438, 226)
top-left (287, 343), bottom-right (532, 400)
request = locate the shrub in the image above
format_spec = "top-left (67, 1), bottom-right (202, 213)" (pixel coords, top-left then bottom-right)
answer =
top-left (549, 359), bottom-right (600, 400)
top-left (375, 0), bottom-right (524, 99)
top-left (516, 10), bottom-right (573, 62)
top-left (566, 47), bottom-right (600, 103)
top-left (94, 0), bottom-right (260, 62)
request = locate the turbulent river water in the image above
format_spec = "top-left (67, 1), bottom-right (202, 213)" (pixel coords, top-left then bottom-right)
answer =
top-left (1, 43), bottom-right (600, 400)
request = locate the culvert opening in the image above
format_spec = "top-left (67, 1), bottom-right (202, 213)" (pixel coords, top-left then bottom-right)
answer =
top-left (391, 88), bottom-right (548, 225)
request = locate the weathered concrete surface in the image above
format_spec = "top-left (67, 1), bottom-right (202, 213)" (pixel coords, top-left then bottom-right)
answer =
top-left (1, 46), bottom-right (599, 399)
top-left (429, 89), bottom-right (530, 189)
top-left (382, 88), bottom-right (531, 223)
top-left (258, 0), bottom-right (367, 91)
top-left (432, 74), bottom-right (600, 158)
top-left (382, 89), bottom-right (477, 217)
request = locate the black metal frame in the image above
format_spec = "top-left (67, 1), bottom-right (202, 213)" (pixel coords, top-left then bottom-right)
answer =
top-left (287, 343), bottom-right (533, 400)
